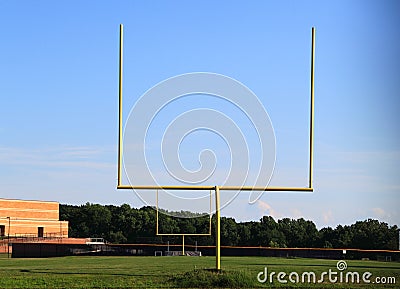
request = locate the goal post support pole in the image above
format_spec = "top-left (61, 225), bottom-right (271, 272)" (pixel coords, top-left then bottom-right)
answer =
top-left (215, 186), bottom-right (221, 271)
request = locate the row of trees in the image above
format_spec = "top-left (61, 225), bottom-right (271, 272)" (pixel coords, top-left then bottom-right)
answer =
top-left (60, 203), bottom-right (399, 250)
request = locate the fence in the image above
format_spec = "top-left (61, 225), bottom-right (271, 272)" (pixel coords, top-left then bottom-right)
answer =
top-left (11, 242), bottom-right (400, 261)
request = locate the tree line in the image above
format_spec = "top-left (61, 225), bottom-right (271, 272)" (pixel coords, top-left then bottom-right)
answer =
top-left (60, 203), bottom-right (399, 250)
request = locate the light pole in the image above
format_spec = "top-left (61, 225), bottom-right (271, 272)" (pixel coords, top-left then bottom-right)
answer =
top-left (6, 217), bottom-right (10, 258)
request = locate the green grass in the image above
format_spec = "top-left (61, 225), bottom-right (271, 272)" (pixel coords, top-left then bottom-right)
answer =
top-left (0, 255), bottom-right (398, 288)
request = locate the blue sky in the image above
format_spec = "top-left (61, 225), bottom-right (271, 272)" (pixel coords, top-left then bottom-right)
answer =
top-left (0, 1), bottom-right (399, 228)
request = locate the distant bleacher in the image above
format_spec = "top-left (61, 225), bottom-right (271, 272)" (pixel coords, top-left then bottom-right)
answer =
top-left (163, 250), bottom-right (201, 256)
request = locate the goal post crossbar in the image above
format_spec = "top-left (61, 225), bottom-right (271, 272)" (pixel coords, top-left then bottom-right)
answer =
top-left (117, 185), bottom-right (313, 191)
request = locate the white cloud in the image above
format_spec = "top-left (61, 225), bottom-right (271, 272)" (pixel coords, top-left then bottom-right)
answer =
top-left (291, 208), bottom-right (303, 219)
top-left (314, 146), bottom-right (400, 198)
top-left (371, 207), bottom-right (389, 219)
top-left (0, 145), bottom-right (121, 204)
top-left (322, 210), bottom-right (334, 224)
top-left (256, 200), bottom-right (280, 219)
top-left (0, 146), bottom-right (114, 170)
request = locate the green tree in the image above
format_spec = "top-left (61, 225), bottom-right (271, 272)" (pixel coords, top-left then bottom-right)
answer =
top-left (60, 203), bottom-right (398, 250)
top-left (221, 217), bottom-right (239, 246)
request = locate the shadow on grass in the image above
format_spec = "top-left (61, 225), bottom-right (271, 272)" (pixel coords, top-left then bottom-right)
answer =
top-left (19, 269), bottom-right (159, 277)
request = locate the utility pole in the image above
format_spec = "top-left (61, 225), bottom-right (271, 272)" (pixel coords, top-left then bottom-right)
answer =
top-left (7, 217), bottom-right (10, 258)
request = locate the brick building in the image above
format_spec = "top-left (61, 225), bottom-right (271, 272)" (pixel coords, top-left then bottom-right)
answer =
top-left (0, 198), bottom-right (68, 238)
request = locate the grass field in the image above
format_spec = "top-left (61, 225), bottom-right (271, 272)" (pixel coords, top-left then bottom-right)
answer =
top-left (0, 253), bottom-right (398, 288)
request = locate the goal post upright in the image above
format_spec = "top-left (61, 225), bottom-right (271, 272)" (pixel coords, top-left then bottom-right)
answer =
top-left (309, 27), bottom-right (315, 189)
top-left (117, 24), bottom-right (123, 188)
top-left (116, 24), bottom-right (316, 271)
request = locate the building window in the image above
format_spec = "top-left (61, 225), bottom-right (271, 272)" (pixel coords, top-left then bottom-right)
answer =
top-left (38, 227), bottom-right (44, 238)
top-left (0, 225), bottom-right (5, 237)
